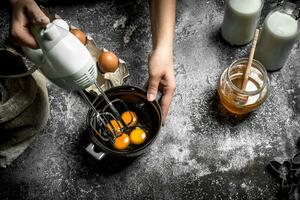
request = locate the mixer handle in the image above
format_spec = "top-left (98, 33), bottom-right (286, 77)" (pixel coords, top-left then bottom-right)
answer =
top-left (85, 143), bottom-right (106, 161)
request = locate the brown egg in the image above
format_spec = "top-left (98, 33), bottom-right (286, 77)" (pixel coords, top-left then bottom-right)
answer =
top-left (97, 51), bottom-right (119, 73)
top-left (70, 28), bottom-right (87, 45)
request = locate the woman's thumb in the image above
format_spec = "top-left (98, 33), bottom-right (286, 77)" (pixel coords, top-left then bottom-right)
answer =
top-left (147, 76), bottom-right (160, 101)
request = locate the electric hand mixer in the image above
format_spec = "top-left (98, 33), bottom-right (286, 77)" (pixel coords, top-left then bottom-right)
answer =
top-left (22, 22), bottom-right (132, 143)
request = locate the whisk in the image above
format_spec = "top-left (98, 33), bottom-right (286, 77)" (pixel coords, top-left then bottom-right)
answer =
top-left (79, 82), bottom-right (134, 144)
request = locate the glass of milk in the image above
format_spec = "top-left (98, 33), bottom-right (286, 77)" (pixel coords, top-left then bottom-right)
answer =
top-left (254, 3), bottom-right (300, 71)
top-left (221, 0), bottom-right (264, 46)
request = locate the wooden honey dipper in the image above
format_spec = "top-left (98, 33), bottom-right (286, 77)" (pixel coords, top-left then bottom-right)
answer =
top-left (241, 29), bottom-right (260, 91)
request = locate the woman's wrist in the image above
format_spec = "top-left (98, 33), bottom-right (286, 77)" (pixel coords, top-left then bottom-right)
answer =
top-left (152, 44), bottom-right (173, 55)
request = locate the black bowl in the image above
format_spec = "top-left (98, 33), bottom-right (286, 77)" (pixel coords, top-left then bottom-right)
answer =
top-left (86, 85), bottom-right (162, 160)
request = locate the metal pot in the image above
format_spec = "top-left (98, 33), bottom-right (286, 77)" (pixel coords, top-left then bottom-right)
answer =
top-left (85, 85), bottom-right (162, 160)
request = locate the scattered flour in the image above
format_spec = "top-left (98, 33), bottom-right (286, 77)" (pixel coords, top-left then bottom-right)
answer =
top-left (241, 183), bottom-right (247, 188)
top-left (113, 16), bottom-right (127, 29)
top-left (123, 25), bottom-right (137, 44)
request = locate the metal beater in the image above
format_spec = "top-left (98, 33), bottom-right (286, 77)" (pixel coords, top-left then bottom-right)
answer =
top-left (21, 22), bottom-right (133, 143)
top-left (79, 82), bottom-right (133, 144)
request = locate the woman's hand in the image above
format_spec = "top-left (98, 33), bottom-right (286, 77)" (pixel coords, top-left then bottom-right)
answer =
top-left (9, 0), bottom-right (49, 48)
top-left (147, 47), bottom-right (176, 125)
top-left (148, 0), bottom-right (176, 125)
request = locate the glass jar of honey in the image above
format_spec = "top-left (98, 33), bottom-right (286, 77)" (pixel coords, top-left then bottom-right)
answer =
top-left (217, 58), bottom-right (269, 115)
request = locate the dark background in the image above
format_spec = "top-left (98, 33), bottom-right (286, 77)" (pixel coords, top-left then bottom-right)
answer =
top-left (1, 0), bottom-right (300, 199)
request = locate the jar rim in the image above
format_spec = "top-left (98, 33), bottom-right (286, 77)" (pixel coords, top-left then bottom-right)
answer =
top-left (226, 58), bottom-right (269, 96)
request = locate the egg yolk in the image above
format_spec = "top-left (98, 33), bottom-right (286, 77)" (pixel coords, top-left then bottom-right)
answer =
top-left (113, 133), bottom-right (130, 150)
top-left (121, 111), bottom-right (138, 127)
top-left (107, 120), bottom-right (123, 135)
top-left (130, 127), bottom-right (146, 145)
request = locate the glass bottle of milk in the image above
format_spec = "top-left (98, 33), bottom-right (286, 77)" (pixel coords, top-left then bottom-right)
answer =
top-left (254, 3), bottom-right (300, 71)
top-left (221, 0), bottom-right (264, 46)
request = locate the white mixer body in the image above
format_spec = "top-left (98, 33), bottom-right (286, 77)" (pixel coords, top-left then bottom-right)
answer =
top-left (23, 22), bottom-right (97, 90)
top-left (43, 33), bottom-right (97, 90)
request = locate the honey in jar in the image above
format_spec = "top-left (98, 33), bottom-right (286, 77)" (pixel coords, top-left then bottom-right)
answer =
top-left (217, 58), bottom-right (269, 115)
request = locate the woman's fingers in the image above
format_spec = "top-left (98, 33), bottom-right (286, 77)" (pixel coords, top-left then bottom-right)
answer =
top-left (26, 1), bottom-right (49, 27)
top-left (160, 76), bottom-right (176, 125)
top-left (147, 74), bottom-right (161, 102)
top-left (10, 0), bottom-right (49, 48)
top-left (10, 11), bottom-right (38, 48)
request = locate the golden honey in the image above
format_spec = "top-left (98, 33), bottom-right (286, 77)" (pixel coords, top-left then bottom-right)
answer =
top-left (217, 58), bottom-right (269, 115)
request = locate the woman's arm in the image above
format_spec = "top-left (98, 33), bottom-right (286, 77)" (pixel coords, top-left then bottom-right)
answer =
top-left (9, 0), bottom-right (49, 48)
top-left (148, 0), bottom-right (176, 125)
